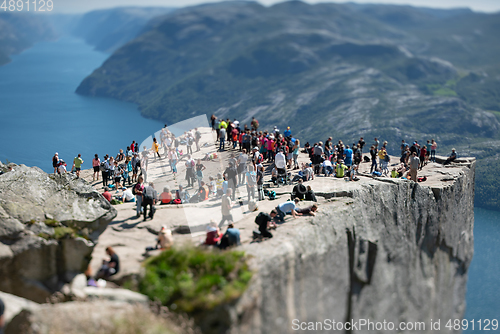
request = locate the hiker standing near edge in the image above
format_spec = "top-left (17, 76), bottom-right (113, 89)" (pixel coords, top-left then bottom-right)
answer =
top-left (409, 152), bottom-right (420, 182)
top-left (72, 153), bottom-right (84, 178)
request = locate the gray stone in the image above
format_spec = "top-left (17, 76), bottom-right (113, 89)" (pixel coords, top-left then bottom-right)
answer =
top-left (83, 286), bottom-right (149, 304)
top-left (4, 300), bottom-right (148, 334)
top-left (0, 165), bottom-right (116, 302)
top-left (0, 291), bottom-right (38, 325)
top-left (223, 160), bottom-right (476, 334)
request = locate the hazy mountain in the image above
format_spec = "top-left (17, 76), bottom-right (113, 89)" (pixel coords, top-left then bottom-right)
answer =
top-left (0, 12), bottom-right (57, 66)
top-left (76, 1), bottom-right (500, 210)
top-left (72, 7), bottom-right (176, 52)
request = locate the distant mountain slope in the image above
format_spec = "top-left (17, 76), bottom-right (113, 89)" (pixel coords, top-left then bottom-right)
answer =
top-left (76, 1), bottom-right (500, 210)
top-left (72, 7), bottom-right (176, 52)
top-left (0, 12), bottom-right (56, 66)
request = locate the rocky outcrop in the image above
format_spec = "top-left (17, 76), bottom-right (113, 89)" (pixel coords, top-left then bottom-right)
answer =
top-left (0, 165), bottom-right (116, 302)
top-left (5, 300), bottom-right (150, 334)
top-left (226, 161), bottom-right (475, 334)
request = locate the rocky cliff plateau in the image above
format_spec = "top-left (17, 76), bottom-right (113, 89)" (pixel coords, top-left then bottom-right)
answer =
top-left (0, 164), bottom-right (116, 303)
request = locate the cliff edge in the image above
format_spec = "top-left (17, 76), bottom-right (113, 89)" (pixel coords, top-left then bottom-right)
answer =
top-left (228, 159), bottom-right (475, 334)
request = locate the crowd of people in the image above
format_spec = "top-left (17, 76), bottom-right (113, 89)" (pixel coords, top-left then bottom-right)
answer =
top-left (47, 116), bottom-right (462, 271)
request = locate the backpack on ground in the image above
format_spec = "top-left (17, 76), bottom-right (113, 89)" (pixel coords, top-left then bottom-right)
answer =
top-left (268, 190), bottom-right (276, 200)
top-left (248, 200), bottom-right (258, 212)
top-left (363, 156), bottom-right (370, 163)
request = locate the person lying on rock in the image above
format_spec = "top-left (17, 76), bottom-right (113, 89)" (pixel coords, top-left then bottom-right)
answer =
top-left (275, 198), bottom-right (302, 223)
top-left (296, 204), bottom-right (319, 217)
top-left (96, 247), bottom-right (120, 280)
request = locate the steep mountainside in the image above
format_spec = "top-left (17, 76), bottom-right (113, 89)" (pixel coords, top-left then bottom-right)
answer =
top-left (76, 1), bottom-right (500, 210)
top-left (0, 12), bottom-right (56, 66)
top-left (72, 7), bottom-right (175, 52)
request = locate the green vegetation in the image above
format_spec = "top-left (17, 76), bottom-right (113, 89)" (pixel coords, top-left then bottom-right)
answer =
top-left (53, 226), bottom-right (77, 240)
top-left (45, 219), bottom-right (61, 227)
top-left (139, 247), bottom-right (252, 313)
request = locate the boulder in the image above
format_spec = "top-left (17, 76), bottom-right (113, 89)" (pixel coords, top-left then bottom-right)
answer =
top-left (0, 291), bottom-right (37, 325)
top-left (0, 165), bottom-right (116, 302)
top-left (5, 300), bottom-right (150, 334)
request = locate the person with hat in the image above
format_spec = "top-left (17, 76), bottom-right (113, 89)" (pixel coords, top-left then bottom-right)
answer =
top-left (121, 187), bottom-right (135, 203)
top-left (284, 126), bottom-right (291, 138)
top-left (156, 226), bottom-right (173, 250)
top-left (335, 160), bottom-right (348, 178)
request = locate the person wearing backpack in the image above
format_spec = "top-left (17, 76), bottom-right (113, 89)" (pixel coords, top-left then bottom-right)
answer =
top-left (255, 210), bottom-right (277, 239)
top-left (245, 166), bottom-right (257, 203)
top-left (142, 182), bottom-right (158, 221)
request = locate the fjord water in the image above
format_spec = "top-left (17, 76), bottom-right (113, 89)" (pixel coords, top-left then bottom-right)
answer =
top-left (464, 208), bottom-right (500, 332)
top-left (0, 36), bottom-right (162, 172)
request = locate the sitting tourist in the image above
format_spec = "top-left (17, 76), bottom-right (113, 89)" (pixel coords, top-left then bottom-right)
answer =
top-left (305, 185), bottom-right (317, 202)
top-left (95, 247), bottom-right (120, 280)
top-left (102, 187), bottom-right (112, 202)
top-left (291, 178), bottom-right (307, 200)
top-left (219, 223), bottom-right (241, 249)
top-left (159, 186), bottom-right (173, 204)
top-left (321, 158), bottom-right (334, 177)
top-left (335, 160), bottom-right (347, 178)
top-left (444, 148), bottom-right (457, 165)
top-left (156, 226), bottom-right (173, 250)
top-left (205, 221), bottom-right (222, 246)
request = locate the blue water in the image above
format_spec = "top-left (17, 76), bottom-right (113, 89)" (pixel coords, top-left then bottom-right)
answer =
top-left (0, 37), bottom-right (163, 172)
top-left (464, 208), bottom-right (500, 332)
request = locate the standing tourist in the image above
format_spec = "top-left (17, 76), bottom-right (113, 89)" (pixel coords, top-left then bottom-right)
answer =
top-left (72, 153), bottom-right (84, 178)
top-left (52, 153), bottom-right (59, 174)
top-left (92, 154), bottom-right (100, 181)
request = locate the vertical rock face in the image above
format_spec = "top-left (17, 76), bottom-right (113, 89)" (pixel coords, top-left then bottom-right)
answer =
top-left (0, 165), bottom-right (116, 302)
top-left (232, 161), bottom-right (475, 333)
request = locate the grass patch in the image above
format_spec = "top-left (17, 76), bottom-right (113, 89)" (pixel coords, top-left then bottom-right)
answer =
top-left (433, 87), bottom-right (458, 97)
top-left (139, 247), bottom-right (252, 313)
top-left (53, 227), bottom-right (76, 240)
top-left (45, 219), bottom-right (61, 227)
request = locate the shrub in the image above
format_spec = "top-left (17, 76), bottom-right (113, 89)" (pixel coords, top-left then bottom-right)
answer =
top-left (139, 247), bottom-right (252, 313)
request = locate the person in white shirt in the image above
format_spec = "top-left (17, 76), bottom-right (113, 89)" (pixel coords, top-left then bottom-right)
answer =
top-left (322, 159), bottom-right (334, 177)
top-left (58, 161), bottom-right (67, 174)
top-left (121, 187), bottom-right (135, 202)
top-left (275, 150), bottom-right (287, 172)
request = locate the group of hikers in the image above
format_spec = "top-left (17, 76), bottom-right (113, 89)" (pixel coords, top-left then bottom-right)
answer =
top-left (47, 117), bottom-right (462, 263)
